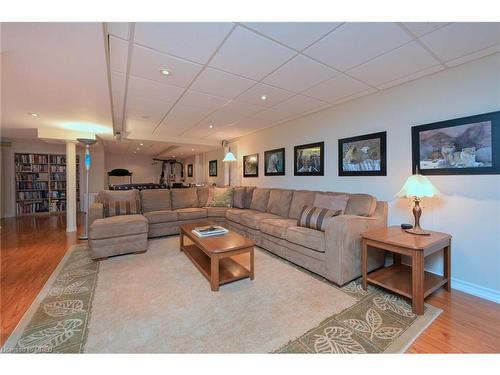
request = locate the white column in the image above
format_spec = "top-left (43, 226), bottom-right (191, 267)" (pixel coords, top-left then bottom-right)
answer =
top-left (66, 141), bottom-right (77, 232)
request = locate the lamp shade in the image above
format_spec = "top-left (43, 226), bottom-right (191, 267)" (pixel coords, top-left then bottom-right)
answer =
top-left (222, 151), bottom-right (236, 162)
top-left (395, 173), bottom-right (439, 198)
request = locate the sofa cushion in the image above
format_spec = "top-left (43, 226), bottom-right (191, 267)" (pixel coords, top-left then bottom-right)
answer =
top-left (175, 207), bottom-right (207, 220)
top-left (244, 186), bottom-right (256, 209)
top-left (233, 187), bottom-right (246, 208)
top-left (286, 226), bottom-right (326, 252)
top-left (197, 186), bottom-right (209, 207)
top-left (249, 188), bottom-right (270, 212)
top-left (226, 208), bottom-right (259, 223)
top-left (206, 207), bottom-right (229, 217)
top-left (98, 189), bottom-right (140, 203)
top-left (90, 214), bottom-right (148, 239)
top-left (297, 205), bottom-right (342, 231)
top-left (171, 188), bottom-right (198, 209)
top-left (345, 193), bottom-right (377, 217)
top-left (240, 212), bottom-right (280, 230)
top-left (103, 200), bottom-right (142, 217)
top-left (313, 193), bottom-right (349, 214)
top-left (143, 210), bottom-right (178, 224)
top-left (207, 187), bottom-right (234, 207)
top-left (288, 190), bottom-right (316, 219)
top-left (260, 218), bottom-right (297, 239)
top-left (266, 189), bottom-right (293, 217)
top-left (140, 189), bottom-right (171, 212)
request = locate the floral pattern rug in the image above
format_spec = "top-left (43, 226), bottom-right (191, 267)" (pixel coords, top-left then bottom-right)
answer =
top-left (3, 244), bottom-right (440, 353)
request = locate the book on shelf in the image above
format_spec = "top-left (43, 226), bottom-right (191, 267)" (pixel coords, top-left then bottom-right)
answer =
top-left (191, 225), bottom-right (229, 238)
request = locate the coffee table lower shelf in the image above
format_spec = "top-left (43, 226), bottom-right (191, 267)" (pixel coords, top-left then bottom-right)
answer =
top-left (182, 243), bottom-right (251, 288)
top-left (367, 264), bottom-right (447, 299)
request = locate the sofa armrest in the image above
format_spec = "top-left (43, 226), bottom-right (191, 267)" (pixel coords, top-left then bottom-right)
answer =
top-left (324, 214), bottom-right (386, 285)
top-left (89, 202), bottom-right (104, 227)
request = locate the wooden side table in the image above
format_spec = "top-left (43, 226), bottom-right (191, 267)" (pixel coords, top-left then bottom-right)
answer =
top-left (361, 226), bottom-right (451, 315)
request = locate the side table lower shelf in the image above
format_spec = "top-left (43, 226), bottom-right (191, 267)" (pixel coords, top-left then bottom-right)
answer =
top-left (367, 264), bottom-right (448, 300)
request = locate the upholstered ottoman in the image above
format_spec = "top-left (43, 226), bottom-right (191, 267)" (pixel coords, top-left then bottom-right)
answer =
top-left (88, 214), bottom-right (148, 260)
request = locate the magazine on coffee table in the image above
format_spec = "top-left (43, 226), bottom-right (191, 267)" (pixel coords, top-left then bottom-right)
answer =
top-left (192, 225), bottom-right (229, 238)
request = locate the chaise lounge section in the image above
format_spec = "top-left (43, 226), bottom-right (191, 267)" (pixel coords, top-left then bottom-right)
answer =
top-left (88, 186), bottom-right (387, 285)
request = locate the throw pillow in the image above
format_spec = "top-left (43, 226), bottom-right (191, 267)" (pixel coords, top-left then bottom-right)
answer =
top-left (313, 193), bottom-right (349, 214)
top-left (233, 187), bottom-right (246, 208)
top-left (103, 200), bottom-right (142, 217)
top-left (207, 187), bottom-right (234, 208)
top-left (297, 205), bottom-right (342, 231)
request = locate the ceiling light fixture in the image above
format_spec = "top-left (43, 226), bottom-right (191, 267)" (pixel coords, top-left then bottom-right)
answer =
top-left (191, 148), bottom-right (195, 151)
top-left (28, 112), bottom-right (39, 117)
top-left (209, 125), bottom-right (214, 129)
top-left (260, 95), bottom-right (268, 101)
top-left (160, 69), bottom-right (171, 76)
top-left (140, 143), bottom-right (144, 146)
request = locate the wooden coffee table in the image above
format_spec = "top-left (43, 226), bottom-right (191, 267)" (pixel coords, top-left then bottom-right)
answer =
top-left (179, 222), bottom-right (255, 291)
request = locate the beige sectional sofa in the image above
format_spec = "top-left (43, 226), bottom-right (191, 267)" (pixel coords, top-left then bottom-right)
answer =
top-left (89, 186), bottom-right (387, 285)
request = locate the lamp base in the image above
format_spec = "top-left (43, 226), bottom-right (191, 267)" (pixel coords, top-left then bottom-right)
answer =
top-left (78, 235), bottom-right (89, 240)
top-left (405, 228), bottom-right (431, 236)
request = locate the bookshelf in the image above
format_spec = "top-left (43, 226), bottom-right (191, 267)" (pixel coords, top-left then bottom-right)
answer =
top-left (15, 153), bottom-right (80, 216)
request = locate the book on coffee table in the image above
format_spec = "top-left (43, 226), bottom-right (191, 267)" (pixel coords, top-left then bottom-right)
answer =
top-left (192, 225), bottom-right (229, 238)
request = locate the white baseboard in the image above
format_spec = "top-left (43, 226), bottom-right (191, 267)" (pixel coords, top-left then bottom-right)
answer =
top-left (451, 277), bottom-right (500, 304)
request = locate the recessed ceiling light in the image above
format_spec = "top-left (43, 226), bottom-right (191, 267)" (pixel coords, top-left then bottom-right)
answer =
top-left (160, 69), bottom-right (171, 76)
top-left (260, 95), bottom-right (268, 101)
top-left (172, 155), bottom-right (176, 158)
top-left (191, 148), bottom-right (195, 151)
top-left (28, 112), bottom-right (39, 117)
top-left (133, 151), bottom-right (137, 154)
top-left (136, 147), bottom-right (140, 150)
top-left (140, 143), bottom-right (144, 146)
top-left (209, 125), bottom-right (214, 129)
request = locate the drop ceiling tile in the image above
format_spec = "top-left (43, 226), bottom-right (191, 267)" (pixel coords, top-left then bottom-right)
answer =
top-left (304, 22), bottom-right (412, 71)
top-left (130, 45), bottom-right (203, 88)
top-left (134, 22), bottom-right (234, 64)
top-left (126, 95), bottom-right (172, 123)
top-left (177, 90), bottom-right (230, 110)
top-left (347, 41), bottom-right (440, 87)
top-left (250, 107), bottom-right (296, 124)
top-left (419, 22), bottom-right (500, 62)
top-left (445, 44), bottom-right (500, 67)
top-left (263, 55), bottom-right (339, 93)
top-left (107, 23), bottom-right (130, 40)
top-left (271, 94), bottom-right (329, 115)
top-left (219, 100), bottom-right (265, 116)
top-left (209, 26), bottom-right (296, 80)
top-left (157, 104), bottom-right (214, 136)
top-left (200, 109), bottom-right (246, 127)
top-left (377, 65), bottom-right (445, 90)
top-left (109, 36), bottom-right (129, 73)
top-left (190, 67), bottom-right (256, 99)
top-left (237, 83), bottom-right (295, 107)
top-left (302, 73), bottom-right (372, 103)
top-left (127, 76), bottom-right (184, 103)
top-left (243, 22), bottom-right (341, 50)
top-left (402, 22), bottom-right (450, 37)
top-left (110, 71), bottom-right (126, 93)
top-left (112, 91), bottom-right (125, 119)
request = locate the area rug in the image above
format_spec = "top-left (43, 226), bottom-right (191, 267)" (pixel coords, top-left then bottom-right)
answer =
top-left (2, 236), bottom-right (441, 353)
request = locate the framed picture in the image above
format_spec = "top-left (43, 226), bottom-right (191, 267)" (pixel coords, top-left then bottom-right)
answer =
top-left (264, 148), bottom-right (285, 176)
top-left (412, 111), bottom-right (500, 175)
top-left (294, 142), bottom-right (324, 176)
top-left (187, 164), bottom-right (193, 177)
top-left (208, 160), bottom-right (217, 177)
top-left (338, 131), bottom-right (387, 176)
top-left (243, 153), bottom-right (259, 177)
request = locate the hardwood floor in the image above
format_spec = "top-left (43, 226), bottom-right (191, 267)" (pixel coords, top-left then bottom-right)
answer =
top-left (0, 213), bottom-right (84, 346)
top-left (1, 214), bottom-right (499, 352)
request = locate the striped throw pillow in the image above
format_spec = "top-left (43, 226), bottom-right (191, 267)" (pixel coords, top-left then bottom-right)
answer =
top-left (297, 205), bottom-right (342, 231)
top-left (103, 200), bottom-right (142, 217)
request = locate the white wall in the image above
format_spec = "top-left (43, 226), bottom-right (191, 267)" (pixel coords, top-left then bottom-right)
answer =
top-left (233, 54), bottom-right (500, 300)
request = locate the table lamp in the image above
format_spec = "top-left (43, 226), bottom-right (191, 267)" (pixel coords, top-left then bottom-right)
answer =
top-left (222, 141), bottom-right (236, 186)
top-left (395, 168), bottom-right (439, 235)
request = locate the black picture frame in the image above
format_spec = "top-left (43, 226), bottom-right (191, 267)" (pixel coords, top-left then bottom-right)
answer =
top-left (338, 131), bottom-right (387, 176)
top-left (208, 160), bottom-right (217, 177)
top-left (264, 148), bottom-right (285, 176)
top-left (243, 153), bottom-right (259, 177)
top-left (187, 164), bottom-right (193, 177)
top-left (412, 111), bottom-right (500, 175)
top-left (294, 142), bottom-right (324, 176)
